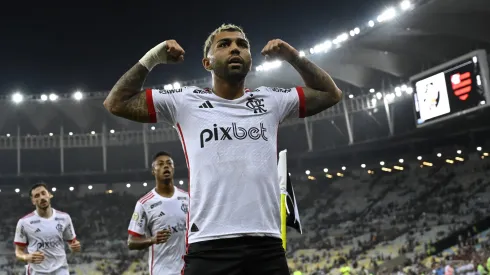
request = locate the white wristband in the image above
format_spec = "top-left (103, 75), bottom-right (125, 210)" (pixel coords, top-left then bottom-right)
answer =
top-left (139, 41), bottom-right (169, 71)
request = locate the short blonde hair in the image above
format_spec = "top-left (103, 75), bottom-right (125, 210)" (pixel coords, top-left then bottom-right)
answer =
top-left (203, 23), bottom-right (247, 58)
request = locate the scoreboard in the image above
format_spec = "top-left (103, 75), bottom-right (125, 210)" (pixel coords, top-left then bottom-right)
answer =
top-left (410, 50), bottom-right (490, 127)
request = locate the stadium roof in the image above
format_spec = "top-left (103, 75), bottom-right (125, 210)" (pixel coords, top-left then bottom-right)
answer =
top-left (0, 0), bottom-right (489, 135)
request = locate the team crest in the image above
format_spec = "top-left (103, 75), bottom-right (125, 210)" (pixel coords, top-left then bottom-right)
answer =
top-left (246, 94), bottom-right (267, 114)
top-left (181, 203), bottom-right (188, 214)
top-left (56, 224), bottom-right (63, 233)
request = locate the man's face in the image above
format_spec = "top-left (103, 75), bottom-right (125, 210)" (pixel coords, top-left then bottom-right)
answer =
top-left (152, 155), bottom-right (174, 183)
top-left (203, 31), bottom-right (252, 83)
top-left (31, 186), bottom-right (51, 210)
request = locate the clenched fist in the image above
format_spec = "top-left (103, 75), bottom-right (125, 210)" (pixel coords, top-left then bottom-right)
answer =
top-left (69, 239), bottom-right (81, 253)
top-left (261, 39), bottom-right (300, 63)
top-left (26, 251), bottom-right (45, 264)
top-left (151, 229), bottom-right (171, 245)
top-left (139, 40), bottom-right (185, 71)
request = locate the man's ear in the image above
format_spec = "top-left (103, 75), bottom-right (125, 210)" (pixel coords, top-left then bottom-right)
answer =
top-left (202, 57), bottom-right (213, 72)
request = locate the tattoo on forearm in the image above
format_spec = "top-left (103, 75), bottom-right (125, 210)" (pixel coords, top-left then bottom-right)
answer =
top-left (104, 63), bottom-right (151, 122)
top-left (289, 56), bottom-right (337, 92)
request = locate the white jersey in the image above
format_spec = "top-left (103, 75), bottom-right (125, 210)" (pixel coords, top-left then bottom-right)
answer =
top-left (14, 209), bottom-right (76, 273)
top-left (145, 86), bottom-right (305, 244)
top-left (128, 187), bottom-right (189, 275)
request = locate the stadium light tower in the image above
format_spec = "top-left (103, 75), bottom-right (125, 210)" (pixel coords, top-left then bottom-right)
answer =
top-left (73, 91), bottom-right (83, 100)
top-left (400, 0), bottom-right (412, 10)
top-left (173, 82), bottom-right (181, 89)
top-left (49, 93), bottom-right (58, 101)
top-left (12, 92), bottom-right (24, 104)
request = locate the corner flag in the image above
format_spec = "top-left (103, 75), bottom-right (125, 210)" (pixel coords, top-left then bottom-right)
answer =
top-left (278, 149), bottom-right (302, 250)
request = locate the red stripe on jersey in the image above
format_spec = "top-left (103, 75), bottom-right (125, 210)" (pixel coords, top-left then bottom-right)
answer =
top-left (14, 242), bottom-right (27, 246)
top-left (21, 212), bottom-right (34, 220)
top-left (175, 187), bottom-right (188, 194)
top-left (176, 123), bottom-right (191, 275)
top-left (140, 194), bottom-right (155, 205)
top-left (28, 265), bottom-right (31, 275)
top-left (146, 89), bottom-right (157, 123)
top-left (128, 230), bottom-right (144, 237)
top-left (296, 87), bottom-right (306, 118)
top-left (138, 191), bottom-right (154, 203)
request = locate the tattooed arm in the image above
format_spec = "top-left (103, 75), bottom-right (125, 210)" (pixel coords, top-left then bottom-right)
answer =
top-left (103, 63), bottom-right (151, 123)
top-left (289, 56), bottom-right (342, 117)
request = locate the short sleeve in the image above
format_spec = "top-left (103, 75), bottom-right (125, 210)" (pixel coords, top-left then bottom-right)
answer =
top-left (263, 87), bottom-right (306, 123)
top-left (145, 87), bottom-right (186, 125)
top-left (14, 220), bottom-right (27, 246)
top-left (63, 215), bottom-right (77, 241)
top-left (128, 202), bottom-right (147, 237)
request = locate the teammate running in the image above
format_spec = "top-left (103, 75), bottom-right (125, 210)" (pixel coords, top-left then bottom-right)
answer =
top-left (127, 151), bottom-right (189, 275)
top-left (14, 183), bottom-right (81, 275)
top-left (104, 24), bottom-right (341, 275)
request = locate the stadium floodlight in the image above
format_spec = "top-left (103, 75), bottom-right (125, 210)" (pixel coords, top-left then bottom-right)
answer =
top-left (305, 170), bottom-right (310, 175)
top-left (40, 94), bottom-right (48, 101)
top-left (369, 88), bottom-right (375, 93)
top-left (395, 90), bottom-right (402, 97)
top-left (354, 27), bottom-right (360, 34)
top-left (437, 153), bottom-right (442, 157)
top-left (288, 172), bottom-right (291, 176)
top-left (110, 129), bottom-right (115, 134)
top-left (323, 168), bottom-right (328, 173)
top-left (341, 166), bottom-right (346, 171)
top-left (15, 188), bottom-right (20, 193)
top-left (477, 146), bottom-right (482, 151)
top-left (400, 0), bottom-right (412, 11)
top-left (380, 161), bottom-right (385, 166)
top-left (49, 93), bottom-right (58, 101)
top-left (151, 126), bottom-right (156, 130)
top-left (417, 156), bottom-right (422, 160)
top-left (52, 187), bottom-right (56, 192)
top-left (457, 150), bottom-right (462, 154)
top-left (481, 101), bottom-right (486, 105)
top-left (406, 87), bottom-right (414, 94)
top-left (401, 84), bottom-right (407, 91)
top-left (90, 131), bottom-right (95, 135)
top-left (68, 132), bottom-right (73, 136)
top-left (179, 180), bottom-right (184, 185)
top-left (143, 182), bottom-right (147, 187)
top-left (6, 133), bottom-right (10, 137)
top-left (88, 185), bottom-right (93, 190)
top-left (348, 94), bottom-right (354, 99)
top-left (394, 86), bottom-right (401, 93)
top-left (386, 93), bottom-right (395, 102)
top-left (349, 30), bottom-right (356, 37)
top-left (399, 159), bottom-right (404, 163)
top-left (173, 82), bottom-right (181, 89)
top-left (361, 164), bottom-right (366, 168)
top-left (261, 60), bottom-right (282, 71)
top-left (49, 133), bottom-right (53, 136)
top-left (73, 91), bottom-right (83, 100)
top-left (368, 20), bottom-right (375, 27)
top-left (376, 92), bottom-right (383, 100)
top-left (69, 187), bottom-right (74, 191)
top-left (371, 98), bottom-right (377, 105)
top-left (299, 51), bottom-right (305, 57)
top-left (126, 183), bottom-right (131, 188)
top-left (12, 92), bottom-right (24, 104)
top-left (377, 7), bottom-right (397, 23)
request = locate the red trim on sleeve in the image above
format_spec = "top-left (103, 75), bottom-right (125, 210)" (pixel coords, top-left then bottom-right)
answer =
top-left (14, 242), bottom-right (27, 246)
top-left (67, 237), bottom-right (77, 244)
top-left (128, 230), bottom-right (144, 237)
top-left (145, 88), bottom-right (157, 123)
top-left (296, 87), bottom-right (306, 118)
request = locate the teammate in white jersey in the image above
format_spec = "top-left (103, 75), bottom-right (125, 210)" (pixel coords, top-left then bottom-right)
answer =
top-left (127, 151), bottom-right (189, 275)
top-left (14, 183), bottom-right (81, 275)
top-left (104, 24), bottom-right (341, 275)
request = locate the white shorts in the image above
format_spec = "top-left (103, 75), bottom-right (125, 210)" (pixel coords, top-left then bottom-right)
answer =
top-left (26, 266), bottom-right (69, 275)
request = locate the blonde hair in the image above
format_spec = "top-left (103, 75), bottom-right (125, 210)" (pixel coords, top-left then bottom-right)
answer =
top-left (203, 23), bottom-right (247, 58)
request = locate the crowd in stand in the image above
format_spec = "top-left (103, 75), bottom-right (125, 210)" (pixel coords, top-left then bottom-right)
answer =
top-left (1, 155), bottom-right (490, 274)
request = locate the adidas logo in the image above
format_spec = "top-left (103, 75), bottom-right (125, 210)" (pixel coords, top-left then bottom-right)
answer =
top-left (190, 223), bottom-right (199, 232)
top-left (35, 228), bottom-right (41, 233)
top-left (159, 212), bottom-right (165, 217)
top-left (198, 101), bottom-right (214, 109)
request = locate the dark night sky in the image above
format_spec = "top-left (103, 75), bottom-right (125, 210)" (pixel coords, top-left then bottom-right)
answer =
top-left (0, 0), bottom-right (393, 95)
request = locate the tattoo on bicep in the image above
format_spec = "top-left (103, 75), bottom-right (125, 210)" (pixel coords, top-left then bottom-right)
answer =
top-left (123, 93), bottom-right (151, 123)
top-left (304, 89), bottom-right (338, 117)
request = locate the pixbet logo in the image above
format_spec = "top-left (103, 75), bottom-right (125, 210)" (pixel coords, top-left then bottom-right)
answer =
top-left (199, 123), bottom-right (268, 148)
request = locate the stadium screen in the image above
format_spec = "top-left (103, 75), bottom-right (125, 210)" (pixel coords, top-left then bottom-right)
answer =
top-left (410, 50), bottom-right (490, 127)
